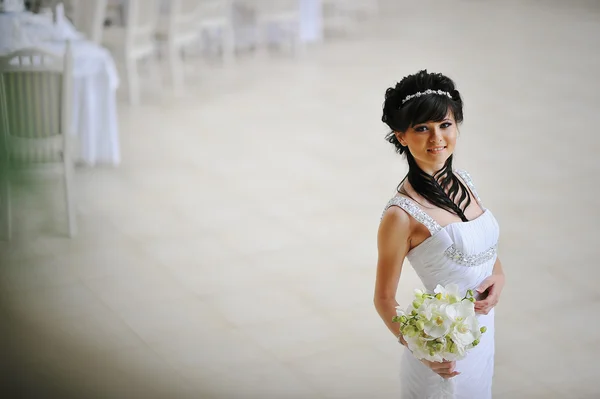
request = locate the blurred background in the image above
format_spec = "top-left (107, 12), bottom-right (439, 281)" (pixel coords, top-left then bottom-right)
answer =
top-left (0, 0), bottom-right (599, 398)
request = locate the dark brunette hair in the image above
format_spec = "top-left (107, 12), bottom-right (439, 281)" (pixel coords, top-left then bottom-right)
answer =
top-left (381, 70), bottom-right (472, 221)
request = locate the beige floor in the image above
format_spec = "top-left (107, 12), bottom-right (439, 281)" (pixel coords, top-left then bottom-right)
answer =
top-left (1, 0), bottom-right (599, 398)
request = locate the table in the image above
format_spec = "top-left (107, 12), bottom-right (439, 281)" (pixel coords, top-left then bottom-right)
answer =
top-left (0, 10), bottom-right (121, 166)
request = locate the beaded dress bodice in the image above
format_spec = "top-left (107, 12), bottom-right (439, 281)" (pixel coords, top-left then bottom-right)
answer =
top-left (382, 169), bottom-right (499, 296)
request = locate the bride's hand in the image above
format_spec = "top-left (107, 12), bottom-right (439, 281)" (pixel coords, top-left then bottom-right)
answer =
top-left (474, 274), bottom-right (505, 315)
top-left (420, 359), bottom-right (460, 379)
top-left (400, 335), bottom-right (458, 379)
top-left (398, 333), bottom-right (408, 347)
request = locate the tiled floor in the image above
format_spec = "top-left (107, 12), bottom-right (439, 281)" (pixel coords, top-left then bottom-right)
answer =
top-left (1, 0), bottom-right (600, 398)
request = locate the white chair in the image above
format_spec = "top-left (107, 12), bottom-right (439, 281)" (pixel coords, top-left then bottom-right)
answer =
top-left (69, 0), bottom-right (108, 44)
top-left (0, 43), bottom-right (77, 239)
top-left (195, 0), bottom-right (235, 64)
top-left (102, 0), bottom-right (160, 105)
top-left (155, 0), bottom-right (203, 93)
top-left (321, 0), bottom-right (354, 35)
top-left (249, 0), bottom-right (303, 56)
top-left (322, 0), bottom-right (378, 35)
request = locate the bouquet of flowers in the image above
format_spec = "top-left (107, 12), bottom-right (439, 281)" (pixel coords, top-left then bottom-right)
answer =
top-left (393, 284), bottom-right (487, 362)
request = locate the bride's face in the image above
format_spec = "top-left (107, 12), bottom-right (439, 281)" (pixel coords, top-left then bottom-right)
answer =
top-left (396, 111), bottom-right (458, 173)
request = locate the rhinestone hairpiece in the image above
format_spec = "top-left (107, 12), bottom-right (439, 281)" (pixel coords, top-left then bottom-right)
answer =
top-left (401, 89), bottom-right (453, 105)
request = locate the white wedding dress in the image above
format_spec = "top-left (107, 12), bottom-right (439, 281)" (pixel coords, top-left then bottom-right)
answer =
top-left (383, 170), bottom-right (498, 399)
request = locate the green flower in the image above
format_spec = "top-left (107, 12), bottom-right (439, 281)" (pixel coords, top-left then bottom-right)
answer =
top-left (449, 341), bottom-right (458, 354)
top-left (406, 326), bottom-right (419, 337)
top-left (412, 299), bottom-right (423, 309)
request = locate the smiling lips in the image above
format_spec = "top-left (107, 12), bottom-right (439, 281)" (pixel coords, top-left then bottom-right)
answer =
top-left (427, 146), bottom-right (446, 154)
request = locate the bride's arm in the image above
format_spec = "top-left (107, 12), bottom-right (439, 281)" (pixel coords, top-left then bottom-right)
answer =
top-left (475, 257), bottom-right (505, 314)
top-left (375, 209), bottom-right (460, 378)
top-left (492, 257), bottom-right (505, 276)
top-left (373, 207), bottom-right (412, 344)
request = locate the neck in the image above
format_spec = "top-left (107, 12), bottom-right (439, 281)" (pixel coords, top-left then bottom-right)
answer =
top-left (413, 159), bottom-right (451, 178)
top-left (400, 154), bottom-right (469, 222)
top-left (419, 162), bottom-right (446, 176)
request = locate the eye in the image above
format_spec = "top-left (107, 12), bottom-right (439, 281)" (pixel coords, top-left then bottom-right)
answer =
top-left (441, 122), bottom-right (453, 128)
top-left (414, 126), bottom-right (428, 132)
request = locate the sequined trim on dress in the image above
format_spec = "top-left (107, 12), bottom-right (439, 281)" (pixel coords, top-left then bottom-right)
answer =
top-left (444, 243), bottom-right (497, 267)
top-left (382, 195), bottom-right (498, 267)
top-left (382, 196), bottom-right (442, 235)
top-left (455, 169), bottom-right (481, 203)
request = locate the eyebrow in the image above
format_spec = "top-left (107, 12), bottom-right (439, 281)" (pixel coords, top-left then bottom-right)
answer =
top-left (414, 119), bottom-right (452, 126)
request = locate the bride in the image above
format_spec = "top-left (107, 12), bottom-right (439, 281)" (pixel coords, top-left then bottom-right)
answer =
top-left (373, 70), bottom-right (506, 398)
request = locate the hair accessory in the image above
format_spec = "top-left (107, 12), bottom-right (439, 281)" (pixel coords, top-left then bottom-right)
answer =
top-left (401, 89), bottom-right (453, 105)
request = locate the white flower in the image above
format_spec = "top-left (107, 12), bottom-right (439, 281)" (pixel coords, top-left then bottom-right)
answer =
top-left (449, 316), bottom-right (478, 346)
top-left (444, 299), bottom-right (479, 347)
top-left (444, 339), bottom-right (467, 361)
top-left (395, 284), bottom-right (487, 362)
top-left (419, 301), bottom-right (434, 320)
top-left (423, 305), bottom-right (452, 338)
top-left (445, 299), bottom-right (475, 321)
top-left (434, 283), bottom-right (462, 303)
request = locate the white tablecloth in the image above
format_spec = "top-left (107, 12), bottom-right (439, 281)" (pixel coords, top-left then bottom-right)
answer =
top-left (0, 11), bottom-right (121, 166)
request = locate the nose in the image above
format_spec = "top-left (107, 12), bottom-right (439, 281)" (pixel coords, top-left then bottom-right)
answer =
top-left (429, 127), bottom-right (443, 143)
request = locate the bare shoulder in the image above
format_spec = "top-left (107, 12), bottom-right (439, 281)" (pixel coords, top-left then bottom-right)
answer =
top-left (380, 205), bottom-right (411, 231)
top-left (375, 203), bottom-right (413, 295)
top-left (378, 204), bottom-right (412, 250)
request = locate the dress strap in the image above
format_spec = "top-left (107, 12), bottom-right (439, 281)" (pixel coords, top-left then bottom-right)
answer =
top-left (455, 169), bottom-right (482, 205)
top-left (382, 196), bottom-right (442, 236)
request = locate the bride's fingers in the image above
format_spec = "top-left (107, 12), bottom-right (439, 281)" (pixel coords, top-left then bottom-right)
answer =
top-left (431, 361), bottom-right (455, 372)
top-left (475, 301), bottom-right (497, 314)
top-left (431, 361), bottom-right (453, 368)
top-left (477, 290), bottom-right (499, 310)
top-left (475, 306), bottom-right (488, 314)
top-left (474, 299), bottom-right (489, 309)
top-left (438, 371), bottom-right (460, 379)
